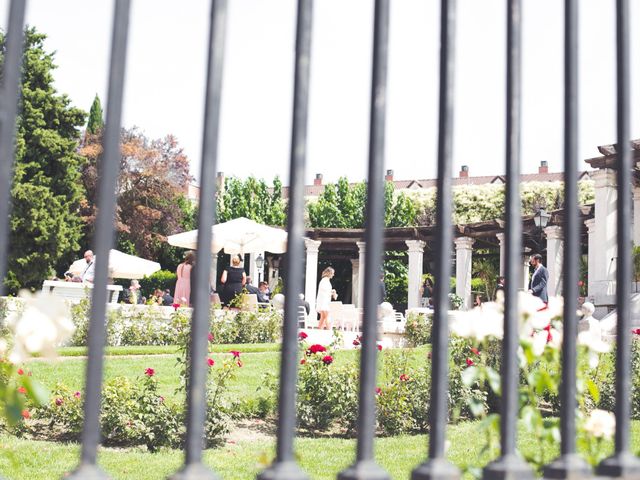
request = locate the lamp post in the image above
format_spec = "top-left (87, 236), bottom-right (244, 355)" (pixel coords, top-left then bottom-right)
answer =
top-left (533, 208), bottom-right (551, 229)
top-left (532, 208), bottom-right (551, 254)
top-left (255, 253), bottom-right (264, 283)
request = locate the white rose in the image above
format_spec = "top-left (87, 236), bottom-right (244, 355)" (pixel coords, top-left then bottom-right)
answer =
top-left (584, 409), bottom-right (615, 439)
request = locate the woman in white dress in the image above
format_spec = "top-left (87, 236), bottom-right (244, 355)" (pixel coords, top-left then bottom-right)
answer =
top-left (316, 266), bottom-right (337, 329)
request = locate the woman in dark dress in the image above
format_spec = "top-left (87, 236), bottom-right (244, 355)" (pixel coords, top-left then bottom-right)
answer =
top-left (220, 254), bottom-right (246, 306)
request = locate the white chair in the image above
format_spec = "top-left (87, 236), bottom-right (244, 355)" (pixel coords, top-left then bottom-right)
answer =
top-left (297, 305), bottom-right (308, 328)
top-left (340, 305), bottom-right (360, 332)
top-left (328, 301), bottom-right (343, 328)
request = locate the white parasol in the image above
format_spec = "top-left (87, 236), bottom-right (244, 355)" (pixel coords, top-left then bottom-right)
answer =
top-left (167, 217), bottom-right (287, 254)
top-left (68, 249), bottom-right (161, 280)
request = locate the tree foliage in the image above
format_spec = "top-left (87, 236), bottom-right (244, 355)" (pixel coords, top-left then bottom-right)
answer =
top-left (307, 177), bottom-right (417, 228)
top-left (86, 94), bottom-right (104, 134)
top-left (412, 180), bottom-right (595, 226)
top-left (79, 128), bottom-right (192, 264)
top-left (3, 29), bottom-right (87, 291)
top-left (216, 176), bottom-right (287, 226)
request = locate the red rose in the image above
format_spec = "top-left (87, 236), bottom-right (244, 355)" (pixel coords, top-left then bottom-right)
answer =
top-left (172, 303), bottom-right (181, 311)
top-left (308, 344), bottom-right (327, 354)
top-left (145, 368), bottom-right (155, 377)
top-left (230, 350), bottom-right (241, 358)
top-left (298, 331), bottom-right (308, 340)
top-left (470, 347), bottom-right (480, 356)
top-left (55, 397), bottom-right (63, 406)
top-left (300, 359), bottom-right (306, 365)
top-left (73, 391), bottom-right (81, 399)
top-left (377, 344), bottom-right (382, 351)
top-left (208, 333), bottom-right (214, 342)
top-left (207, 358), bottom-right (215, 367)
top-left (322, 355), bottom-right (333, 365)
top-left (352, 339), bottom-right (360, 346)
top-left (375, 387), bottom-right (382, 395)
top-left (17, 368), bottom-right (23, 375)
top-left (21, 409), bottom-right (30, 419)
top-left (543, 324), bottom-right (553, 343)
top-left (399, 374), bottom-right (409, 382)
top-left (17, 386), bottom-right (26, 394)
top-left (578, 281), bottom-right (584, 287)
top-left (632, 328), bottom-right (640, 335)
top-left (466, 358), bottom-right (474, 366)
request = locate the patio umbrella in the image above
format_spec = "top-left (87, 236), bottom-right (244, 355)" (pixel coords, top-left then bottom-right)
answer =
top-left (167, 217), bottom-right (287, 254)
top-left (67, 249), bottom-right (161, 279)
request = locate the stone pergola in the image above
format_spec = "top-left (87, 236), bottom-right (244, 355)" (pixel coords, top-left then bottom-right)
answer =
top-left (302, 209), bottom-right (592, 318)
top-left (584, 139), bottom-right (640, 315)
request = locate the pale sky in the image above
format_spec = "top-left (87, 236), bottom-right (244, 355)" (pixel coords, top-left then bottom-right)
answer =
top-left (1, 0), bottom-right (638, 185)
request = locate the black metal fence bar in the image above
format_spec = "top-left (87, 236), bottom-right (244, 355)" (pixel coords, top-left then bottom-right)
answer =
top-left (170, 1), bottom-right (227, 479)
top-left (337, 1), bottom-right (390, 478)
top-left (0, 0), bottom-right (26, 298)
top-left (257, 1), bottom-right (312, 478)
top-left (412, 0), bottom-right (459, 478)
top-left (543, 0), bottom-right (590, 477)
top-left (67, 1), bottom-right (131, 478)
top-left (483, 1), bottom-right (532, 479)
top-left (596, 0), bottom-right (640, 476)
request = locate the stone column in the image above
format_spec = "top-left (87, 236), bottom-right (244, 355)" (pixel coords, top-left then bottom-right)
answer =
top-left (248, 252), bottom-right (264, 286)
top-left (496, 233), bottom-right (506, 277)
top-left (544, 226), bottom-right (563, 297)
top-left (405, 240), bottom-right (426, 309)
top-left (523, 255), bottom-right (531, 291)
top-left (591, 169), bottom-right (617, 307)
top-left (210, 253), bottom-right (218, 290)
top-left (585, 218), bottom-right (596, 300)
top-left (357, 241), bottom-right (366, 309)
top-left (350, 259), bottom-right (360, 307)
top-left (634, 187), bottom-right (640, 246)
top-left (454, 237), bottom-right (475, 310)
top-left (304, 239), bottom-right (321, 320)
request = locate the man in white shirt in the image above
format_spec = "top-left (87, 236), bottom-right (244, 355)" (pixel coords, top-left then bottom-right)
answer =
top-left (81, 250), bottom-right (95, 284)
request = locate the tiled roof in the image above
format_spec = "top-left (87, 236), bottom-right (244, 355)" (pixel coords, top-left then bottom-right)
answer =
top-left (277, 170), bottom-right (592, 198)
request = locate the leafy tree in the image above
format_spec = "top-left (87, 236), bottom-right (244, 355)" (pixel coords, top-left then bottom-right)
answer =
top-left (2, 29), bottom-right (87, 292)
top-left (86, 94), bottom-right (104, 134)
top-left (216, 176), bottom-right (286, 226)
top-left (307, 177), bottom-right (417, 228)
top-left (79, 128), bottom-right (192, 264)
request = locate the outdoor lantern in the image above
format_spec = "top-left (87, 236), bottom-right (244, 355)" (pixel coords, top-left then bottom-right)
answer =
top-left (255, 253), bottom-right (264, 270)
top-left (533, 208), bottom-right (551, 229)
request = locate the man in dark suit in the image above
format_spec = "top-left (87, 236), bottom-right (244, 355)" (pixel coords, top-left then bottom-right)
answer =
top-left (528, 254), bottom-right (549, 303)
top-left (244, 276), bottom-right (260, 296)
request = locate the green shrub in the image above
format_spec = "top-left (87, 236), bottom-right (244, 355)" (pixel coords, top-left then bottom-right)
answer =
top-left (404, 312), bottom-right (432, 347)
top-left (139, 270), bottom-right (178, 299)
top-left (209, 310), bottom-right (281, 344)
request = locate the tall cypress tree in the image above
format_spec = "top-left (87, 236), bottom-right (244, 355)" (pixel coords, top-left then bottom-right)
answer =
top-left (1, 28), bottom-right (87, 292)
top-left (87, 94), bottom-right (104, 134)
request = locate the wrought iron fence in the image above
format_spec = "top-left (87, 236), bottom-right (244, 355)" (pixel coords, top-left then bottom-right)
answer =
top-left (0, 0), bottom-right (637, 478)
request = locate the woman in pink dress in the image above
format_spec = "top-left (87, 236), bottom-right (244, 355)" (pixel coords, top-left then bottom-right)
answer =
top-left (174, 251), bottom-right (195, 306)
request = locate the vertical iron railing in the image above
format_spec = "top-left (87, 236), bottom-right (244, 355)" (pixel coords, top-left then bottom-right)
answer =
top-left (596, 0), bottom-right (640, 476)
top-left (411, 0), bottom-right (459, 479)
top-left (483, 1), bottom-right (533, 479)
top-left (170, 1), bottom-right (227, 479)
top-left (542, 0), bottom-right (590, 477)
top-left (68, 1), bottom-right (131, 478)
top-left (338, 0), bottom-right (390, 478)
top-left (0, 0), bottom-right (26, 298)
top-left (257, 0), bottom-right (312, 478)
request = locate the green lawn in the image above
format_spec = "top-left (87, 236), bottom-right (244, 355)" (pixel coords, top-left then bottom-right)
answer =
top-left (1, 420), bottom-right (636, 480)
top-left (26, 346), bottom-right (431, 403)
top-left (57, 343), bottom-right (282, 357)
